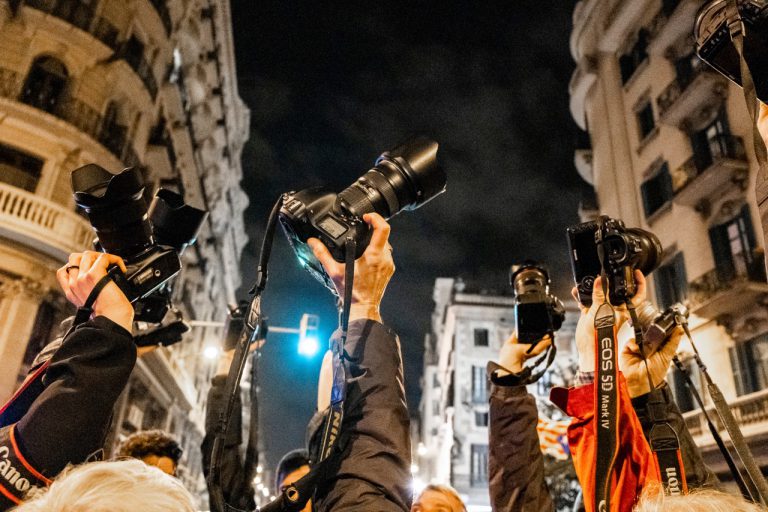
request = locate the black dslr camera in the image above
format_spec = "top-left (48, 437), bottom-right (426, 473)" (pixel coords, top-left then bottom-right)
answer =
top-left (510, 263), bottom-right (565, 346)
top-left (567, 216), bottom-right (662, 307)
top-left (633, 300), bottom-right (689, 354)
top-left (279, 137), bottom-right (446, 289)
top-left (695, 0), bottom-right (768, 103)
top-left (71, 164), bottom-right (208, 322)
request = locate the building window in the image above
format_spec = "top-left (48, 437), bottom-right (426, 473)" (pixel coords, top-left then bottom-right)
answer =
top-left (690, 109), bottom-right (735, 172)
top-left (0, 143), bottom-right (44, 192)
top-left (655, 252), bottom-right (688, 310)
top-left (619, 29), bottom-right (649, 84)
top-left (470, 444), bottom-right (489, 487)
top-left (729, 334), bottom-right (768, 397)
top-left (471, 365), bottom-right (489, 403)
top-left (640, 162), bottom-right (673, 218)
top-left (474, 328), bottom-right (489, 347)
top-left (475, 411), bottom-right (489, 427)
top-left (709, 205), bottom-right (757, 282)
top-left (636, 102), bottom-right (655, 141)
top-left (20, 56), bottom-right (69, 114)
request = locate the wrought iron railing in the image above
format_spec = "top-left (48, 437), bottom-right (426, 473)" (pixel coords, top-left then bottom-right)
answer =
top-left (687, 255), bottom-right (768, 312)
top-left (684, 388), bottom-right (768, 438)
top-left (23, 0), bottom-right (120, 51)
top-left (671, 134), bottom-right (747, 193)
top-left (0, 66), bottom-right (140, 167)
top-left (657, 64), bottom-right (717, 117)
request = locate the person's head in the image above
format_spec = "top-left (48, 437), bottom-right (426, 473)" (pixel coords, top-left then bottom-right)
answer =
top-left (634, 486), bottom-right (767, 511)
top-left (275, 449), bottom-right (311, 511)
top-left (11, 459), bottom-right (195, 512)
top-left (411, 484), bottom-right (467, 512)
top-left (116, 430), bottom-right (182, 476)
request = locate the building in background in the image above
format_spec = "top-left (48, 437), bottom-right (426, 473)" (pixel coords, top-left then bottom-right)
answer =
top-left (417, 277), bottom-right (578, 510)
top-left (569, 0), bottom-right (768, 476)
top-left (0, 0), bottom-right (249, 502)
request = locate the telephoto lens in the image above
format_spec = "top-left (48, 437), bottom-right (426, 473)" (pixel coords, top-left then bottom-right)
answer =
top-left (280, 137), bottom-right (447, 288)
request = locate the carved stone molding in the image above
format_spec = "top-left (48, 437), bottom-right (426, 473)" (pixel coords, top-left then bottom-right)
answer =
top-left (0, 276), bottom-right (48, 301)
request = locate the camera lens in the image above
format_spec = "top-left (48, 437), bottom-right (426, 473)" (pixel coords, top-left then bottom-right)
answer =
top-left (511, 266), bottom-right (548, 297)
top-left (149, 189), bottom-right (208, 253)
top-left (627, 227), bottom-right (663, 274)
top-left (336, 137), bottom-right (447, 219)
top-left (71, 165), bottom-right (153, 258)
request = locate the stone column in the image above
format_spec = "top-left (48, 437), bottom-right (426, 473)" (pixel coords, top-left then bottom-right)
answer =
top-left (0, 277), bottom-right (47, 403)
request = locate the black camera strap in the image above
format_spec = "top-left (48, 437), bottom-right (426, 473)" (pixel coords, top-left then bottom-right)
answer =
top-left (593, 219), bottom-right (619, 512)
top-left (671, 355), bottom-right (752, 500)
top-left (725, 0), bottom-right (768, 276)
top-left (625, 303), bottom-right (687, 497)
top-left (678, 318), bottom-right (768, 505)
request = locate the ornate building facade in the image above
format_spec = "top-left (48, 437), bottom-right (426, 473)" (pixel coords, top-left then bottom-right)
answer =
top-left (417, 278), bottom-right (578, 510)
top-left (0, 0), bottom-right (249, 501)
top-left (570, 0), bottom-right (768, 477)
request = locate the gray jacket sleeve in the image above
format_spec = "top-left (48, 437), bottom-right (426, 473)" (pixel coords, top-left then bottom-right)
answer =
top-left (488, 364), bottom-right (554, 512)
top-left (309, 320), bottom-right (412, 512)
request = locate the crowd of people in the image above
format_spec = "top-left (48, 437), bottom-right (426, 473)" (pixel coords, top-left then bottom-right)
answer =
top-left (0, 208), bottom-right (765, 512)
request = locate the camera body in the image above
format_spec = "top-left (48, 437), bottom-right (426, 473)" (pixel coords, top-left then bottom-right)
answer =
top-left (279, 137), bottom-right (447, 289)
top-left (633, 300), bottom-right (689, 354)
top-left (71, 165), bottom-right (208, 323)
top-left (567, 216), bottom-right (662, 307)
top-left (510, 263), bottom-right (565, 345)
top-left (695, 0), bottom-right (768, 103)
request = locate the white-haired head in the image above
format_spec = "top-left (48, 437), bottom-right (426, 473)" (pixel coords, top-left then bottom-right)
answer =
top-left (12, 459), bottom-right (195, 512)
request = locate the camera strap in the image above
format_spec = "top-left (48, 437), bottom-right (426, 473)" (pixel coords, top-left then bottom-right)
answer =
top-left (625, 303), bottom-right (687, 497)
top-left (70, 268), bottom-right (121, 329)
top-left (725, 0), bottom-right (768, 276)
top-left (671, 355), bottom-right (752, 500)
top-left (593, 218), bottom-right (620, 512)
top-left (679, 319), bottom-right (768, 505)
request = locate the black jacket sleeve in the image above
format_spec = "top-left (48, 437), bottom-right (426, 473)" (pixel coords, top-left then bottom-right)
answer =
top-left (631, 381), bottom-right (719, 489)
top-left (201, 375), bottom-right (255, 512)
top-left (15, 316), bottom-right (136, 476)
top-left (309, 320), bottom-right (411, 512)
top-left (488, 363), bottom-right (554, 512)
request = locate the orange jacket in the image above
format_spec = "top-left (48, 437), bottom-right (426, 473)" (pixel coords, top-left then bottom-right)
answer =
top-left (551, 374), bottom-right (660, 512)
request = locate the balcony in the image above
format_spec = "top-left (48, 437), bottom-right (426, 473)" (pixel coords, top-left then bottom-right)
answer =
top-left (0, 182), bottom-right (93, 260)
top-left (569, 57), bottom-right (597, 129)
top-left (687, 257), bottom-right (768, 319)
top-left (117, 47), bottom-right (159, 100)
top-left (24, 0), bottom-right (120, 51)
top-left (0, 67), bottom-right (140, 167)
top-left (599, 0), bottom-right (654, 52)
top-left (648, 0), bottom-right (701, 57)
top-left (657, 66), bottom-right (729, 129)
top-left (671, 134), bottom-right (750, 207)
top-left (683, 388), bottom-right (768, 446)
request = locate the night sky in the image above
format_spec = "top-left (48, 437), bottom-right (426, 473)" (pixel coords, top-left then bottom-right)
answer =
top-left (230, 0), bottom-right (589, 469)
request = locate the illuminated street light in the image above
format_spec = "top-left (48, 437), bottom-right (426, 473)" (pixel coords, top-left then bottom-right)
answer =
top-left (417, 442), bottom-right (428, 456)
top-left (203, 346), bottom-right (220, 360)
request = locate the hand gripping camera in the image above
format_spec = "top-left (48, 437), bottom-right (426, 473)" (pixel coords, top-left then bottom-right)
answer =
top-left (695, 0), bottom-right (768, 103)
top-left (279, 137), bottom-right (447, 288)
top-left (567, 216), bottom-right (663, 307)
top-left (633, 300), bottom-right (689, 354)
top-left (510, 263), bottom-right (565, 346)
top-left (71, 164), bottom-right (208, 322)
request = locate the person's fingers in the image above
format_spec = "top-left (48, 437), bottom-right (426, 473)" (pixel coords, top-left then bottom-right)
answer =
top-left (633, 270), bottom-right (647, 303)
top-left (660, 326), bottom-right (684, 357)
top-left (56, 264), bottom-right (77, 304)
top-left (91, 253), bottom-right (125, 276)
top-left (308, 238), bottom-right (342, 276)
top-left (527, 336), bottom-right (552, 356)
top-left (591, 276), bottom-right (606, 306)
top-left (572, 286), bottom-right (589, 313)
top-left (364, 213), bottom-right (391, 251)
top-left (78, 251), bottom-right (98, 279)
